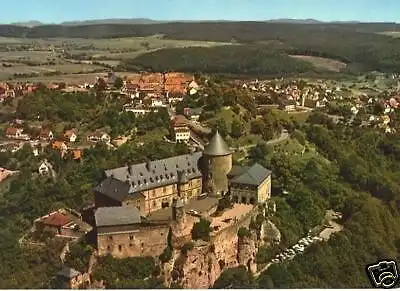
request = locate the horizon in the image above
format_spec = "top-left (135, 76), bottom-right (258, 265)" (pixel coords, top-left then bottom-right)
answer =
top-left (2, 0), bottom-right (400, 24)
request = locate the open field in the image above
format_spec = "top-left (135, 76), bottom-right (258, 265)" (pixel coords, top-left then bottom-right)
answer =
top-left (0, 63), bottom-right (105, 80)
top-left (0, 36), bottom-right (233, 80)
top-left (289, 55), bottom-right (347, 72)
top-left (377, 31), bottom-right (400, 38)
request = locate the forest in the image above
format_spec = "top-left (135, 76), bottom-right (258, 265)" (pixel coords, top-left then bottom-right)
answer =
top-left (123, 45), bottom-right (316, 76)
top-left (214, 112), bottom-right (400, 289)
top-left (1, 22), bottom-right (400, 73)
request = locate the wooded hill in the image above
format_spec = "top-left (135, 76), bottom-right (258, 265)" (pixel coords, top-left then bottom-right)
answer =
top-left (1, 22), bottom-right (400, 73)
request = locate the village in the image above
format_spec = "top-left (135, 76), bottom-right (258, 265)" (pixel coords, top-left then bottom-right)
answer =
top-left (1, 69), bottom-right (400, 289)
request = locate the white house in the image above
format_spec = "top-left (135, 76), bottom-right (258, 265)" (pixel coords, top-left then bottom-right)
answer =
top-left (87, 131), bottom-right (111, 143)
top-left (38, 160), bottom-right (53, 175)
top-left (174, 127), bottom-right (191, 143)
top-left (151, 99), bottom-right (166, 108)
top-left (188, 80), bottom-right (199, 90)
top-left (64, 129), bottom-right (77, 143)
top-left (189, 87), bottom-right (198, 96)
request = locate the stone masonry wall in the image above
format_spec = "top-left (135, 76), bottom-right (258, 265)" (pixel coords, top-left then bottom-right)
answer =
top-left (97, 224), bottom-right (169, 258)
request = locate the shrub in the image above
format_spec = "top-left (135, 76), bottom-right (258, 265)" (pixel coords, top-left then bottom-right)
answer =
top-left (159, 246), bottom-right (173, 263)
top-left (238, 227), bottom-right (251, 238)
top-left (191, 218), bottom-right (212, 241)
top-left (181, 242), bottom-right (194, 255)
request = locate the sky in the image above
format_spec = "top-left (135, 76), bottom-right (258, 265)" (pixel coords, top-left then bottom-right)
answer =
top-left (2, 0), bottom-right (400, 23)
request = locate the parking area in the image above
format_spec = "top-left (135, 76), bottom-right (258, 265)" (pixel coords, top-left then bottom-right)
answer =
top-left (270, 211), bottom-right (343, 265)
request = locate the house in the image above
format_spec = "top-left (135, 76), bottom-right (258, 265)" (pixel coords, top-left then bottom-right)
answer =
top-left (189, 87), bottom-right (198, 96)
top-left (56, 267), bottom-right (91, 289)
top-left (69, 149), bottom-right (82, 161)
top-left (124, 104), bottom-right (156, 116)
top-left (87, 131), bottom-right (111, 144)
top-left (33, 208), bottom-right (92, 239)
top-left (39, 128), bottom-right (54, 141)
top-left (64, 129), bottom-right (78, 143)
top-left (167, 92), bottom-right (184, 104)
top-left (174, 127), bottom-right (191, 143)
top-left (52, 141), bottom-right (68, 157)
top-left (228, 163), bottom-right (272, 204)
top-left (5, 127), bottom-right (29, 140)
top-left (188, 80), bottom-right (199, 91)
top-left (184, 107), bottom-right (203, 121)
top-left (38, 160), bottom-right (53, 175)
top-left (0, 167), bottom-right (18, 183)
top-left (112, 136), bottom-right (129, 147)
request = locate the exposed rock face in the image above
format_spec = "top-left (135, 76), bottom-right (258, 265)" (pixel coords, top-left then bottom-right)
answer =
top-left (260, 220), bottom-right (281, 247)
top-left (170, 245), bottom-right (221, 289)
top-left (237, 234), bottom-right (257, 274)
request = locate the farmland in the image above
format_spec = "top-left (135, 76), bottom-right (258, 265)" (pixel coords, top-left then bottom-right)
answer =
top-left (289, 55), bottom-right (347, 72)
top-left (0, 35), bottom-right (233, 80)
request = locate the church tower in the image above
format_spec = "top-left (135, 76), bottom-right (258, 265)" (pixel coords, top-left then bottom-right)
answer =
top-left (201, 130), bottom-right (233, 196)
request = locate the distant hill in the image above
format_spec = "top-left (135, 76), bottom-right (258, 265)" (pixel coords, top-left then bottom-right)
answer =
top-left (266, 19), bottom-right (323, 24)
top-left (10, 20), bottom-right (43, 27)
top-left (60, 18), bottom-right (162, 26)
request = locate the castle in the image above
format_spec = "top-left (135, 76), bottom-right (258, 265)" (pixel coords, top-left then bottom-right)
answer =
top-left (92, 131), bottom-right (272, 259)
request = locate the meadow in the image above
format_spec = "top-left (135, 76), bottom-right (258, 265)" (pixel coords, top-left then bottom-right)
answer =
top-left (289, 55), bottom-right (347, 72)
top-left (0, 35), bottom-right (232, 80)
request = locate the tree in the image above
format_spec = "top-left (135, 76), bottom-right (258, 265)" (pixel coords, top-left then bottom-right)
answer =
top-left (230, 119), bottom-right (245, 139)
top-left (95, 78), bottom-right (107, 92)
top-left (191, 218), bottom-right (212, 241)
top-left (250, 119), bottom-right (265, 135)
top-left (214, 119), bottom-right (229, 138)
top-left (213, 266), bottom-right (255, 289)
top-left (113, 77), bottom-right (124, 89)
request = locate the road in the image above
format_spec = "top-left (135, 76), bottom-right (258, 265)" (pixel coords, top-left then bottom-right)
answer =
top-left (236, 130), bottom-right (289, 161)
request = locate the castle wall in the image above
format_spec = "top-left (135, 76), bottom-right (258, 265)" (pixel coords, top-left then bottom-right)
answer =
top-left (203, 154), bottom-right (232, 195)
top-left (97, 224), bottom-right (169, 258)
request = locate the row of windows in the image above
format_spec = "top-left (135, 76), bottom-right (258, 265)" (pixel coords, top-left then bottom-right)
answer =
top-left (106, 242), bottom-right (145, 252)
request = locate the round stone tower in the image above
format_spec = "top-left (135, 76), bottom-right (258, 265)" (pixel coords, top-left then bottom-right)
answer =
top-left (202, 130), bottom-right (232, 196)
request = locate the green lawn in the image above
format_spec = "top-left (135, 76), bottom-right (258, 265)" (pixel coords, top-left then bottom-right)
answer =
top-left (135, 128), bottom-right (168, 144)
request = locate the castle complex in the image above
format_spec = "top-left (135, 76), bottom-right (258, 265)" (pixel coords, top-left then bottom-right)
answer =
top-left (92, 131), bottom-right (272, 259)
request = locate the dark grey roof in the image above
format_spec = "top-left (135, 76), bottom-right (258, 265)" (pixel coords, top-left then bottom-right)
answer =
top-left (228, 165), bottom-right (250, 178)
top-left (95, 206), bottom-right (141, 227)
top-left (57, 267), bottom-right (81, 279)
top-left (94, 176), bottom-right (130, 202)
top-left (203, 130), bottom-right (232, 156)
top-left (230, 163), bottom-right (271, 186)
top-left (104, 152), bottom-right (202, 193)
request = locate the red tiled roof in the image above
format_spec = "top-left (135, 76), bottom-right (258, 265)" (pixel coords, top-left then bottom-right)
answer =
top-left (5, 127), bottom-right (20, 135)
top-left (41, 212), bottom-right (70, 227)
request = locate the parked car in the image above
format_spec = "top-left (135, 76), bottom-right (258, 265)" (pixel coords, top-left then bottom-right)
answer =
top-left (272, 258), bottom-right (280, 263)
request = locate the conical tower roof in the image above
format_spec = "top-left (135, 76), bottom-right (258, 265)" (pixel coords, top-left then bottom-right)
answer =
top-left (203, 130), bottom-right (232, 156)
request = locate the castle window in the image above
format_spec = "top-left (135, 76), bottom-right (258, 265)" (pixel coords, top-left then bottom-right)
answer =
top-left (163, 187), bottom-right (166, 193)
top-left (130, 235), bottom-right (134, 240)
top-left (129, 243), bottom-right (133, 247)
top-left (153, 201), bottom-right (156, 207)
top-left (107, 246), bottom-right (111, 251)
top-left (118, 245), bottom-right (122, 252)
top-left (108, 236), bottom-right (113, 240)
